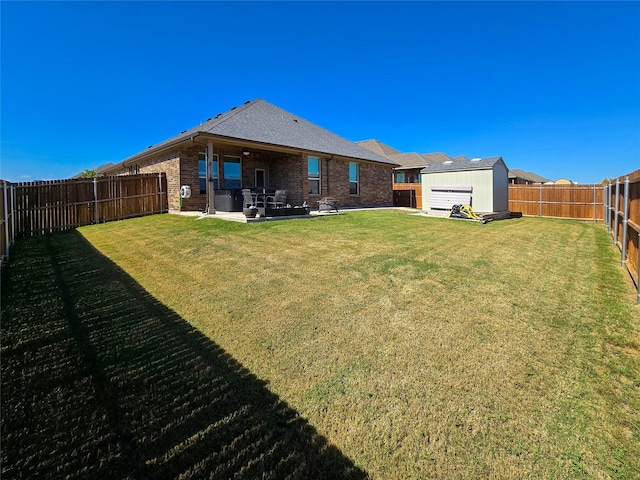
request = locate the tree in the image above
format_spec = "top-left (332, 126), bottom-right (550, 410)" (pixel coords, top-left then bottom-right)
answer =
top-left (79, 168), bottom-right (99, 178)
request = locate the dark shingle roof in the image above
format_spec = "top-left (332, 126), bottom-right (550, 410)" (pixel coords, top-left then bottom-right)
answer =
top-left (122, 99), bottom-right (396, 166)
top-left (421, 157), bottom-right (505, 174)
top-left (356, 139), bottom-right (402, 158)
top-left (357, 140), bottom-right (453, 170)
top-left (508, 168), bottom-right (550, 183)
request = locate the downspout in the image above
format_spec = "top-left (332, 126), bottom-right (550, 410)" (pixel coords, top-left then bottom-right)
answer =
top-left (326, 157), bottom-right (331, 196)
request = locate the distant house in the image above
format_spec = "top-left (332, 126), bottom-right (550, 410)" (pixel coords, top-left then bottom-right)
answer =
top-left (553, 178), bottom-right (574, 185)
top-left (97, 99), bottom-right (398, 212)
top-left (421, 157), bottom-right (510, 214)
top-left (357, 139), bottom-right (450, 183)
top-left (508, 168), bottom-right (550, 184)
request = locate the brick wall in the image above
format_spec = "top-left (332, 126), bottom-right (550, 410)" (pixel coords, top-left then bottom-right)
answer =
top-left (269, 154), bottom-right (305, 206)
top-left (302, 157), bottom-right (393, 208)
top-left (177, 147), bottom-right (205, 211)
top-left (109, 147), bottom-right (394, 212)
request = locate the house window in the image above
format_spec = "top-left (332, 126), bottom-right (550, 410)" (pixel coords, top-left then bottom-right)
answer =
top-left (308, 156), bottom-right (321, 195)
top-left (223, 156), bottom-right (241, 189)
top-left (349, 162), bottom-right (359, 195)
top-left (199, 153), bottom-right (218, 194)
top-left (395, 172), bottom-right (405, 183)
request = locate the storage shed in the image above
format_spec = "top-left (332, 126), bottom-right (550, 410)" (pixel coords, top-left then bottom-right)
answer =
top-left (421, 157), bottom-right (509, 214)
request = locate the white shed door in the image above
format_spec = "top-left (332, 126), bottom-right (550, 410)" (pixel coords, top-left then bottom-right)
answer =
top-left (429, 185), bottom-right (473, 211)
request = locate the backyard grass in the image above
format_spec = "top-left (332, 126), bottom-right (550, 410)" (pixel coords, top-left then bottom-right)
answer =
top-left (2, 210), bottom-right (639, 479)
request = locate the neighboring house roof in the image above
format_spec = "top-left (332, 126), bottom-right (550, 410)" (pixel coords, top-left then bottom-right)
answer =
top-left (96, 162), bottom-right (115, 174)
top-left (389, 152), bottom-right (430, 168)
top-left (116, 99), bottom-right (397, 168)
top-left (554, 178), bottom-right (574, 185)
top-left (508, 168), bottom-right (550, 184)
top-left (421, 157), bottom-right (506, 174)
top-left (387, 152), bottom-right (451, 170)
top-left (356, 139), bottom-right (402, 158)
top-left (357, 140), bottom-right (451, 170)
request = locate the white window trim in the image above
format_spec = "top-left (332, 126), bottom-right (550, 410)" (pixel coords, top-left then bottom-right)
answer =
top-left (349, 162), bottom-right (359, 195)
top-left (308, 155), bottom-right (321, 196)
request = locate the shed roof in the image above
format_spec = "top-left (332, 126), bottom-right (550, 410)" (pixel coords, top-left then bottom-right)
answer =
top-left (421, 156), bottom-right (505, 174)
top-left (119, 99), bottom-right (397, 167)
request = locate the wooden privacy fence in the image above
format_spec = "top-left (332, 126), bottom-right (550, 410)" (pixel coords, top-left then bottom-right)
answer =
top-left (1, 173), bottom-right (168, 262)
top-left (508, 183), bottom-right (604, 221)
top-left (604, 169), bottom-right (640, 304)
top-left (393, 183), bottom-right (422, 209)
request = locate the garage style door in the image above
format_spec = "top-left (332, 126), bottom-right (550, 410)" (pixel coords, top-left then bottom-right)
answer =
top-left (429, 185), bottom-right (473, 211)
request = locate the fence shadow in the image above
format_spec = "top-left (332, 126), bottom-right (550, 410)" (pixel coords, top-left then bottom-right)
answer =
top-left (1, 231), bottom-right (367, 479)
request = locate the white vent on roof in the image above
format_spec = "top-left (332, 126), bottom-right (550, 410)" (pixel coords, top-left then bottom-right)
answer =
top-left (471, 158), bottom-right (481, 162)
top-left (443, 160), bottom-right (453, 164)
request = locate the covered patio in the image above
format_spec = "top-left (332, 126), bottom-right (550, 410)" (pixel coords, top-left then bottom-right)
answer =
top-left (98, 99), bottom-right (396, 213)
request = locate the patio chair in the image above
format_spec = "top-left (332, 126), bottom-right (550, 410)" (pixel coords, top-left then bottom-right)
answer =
top-left (266, 190), bottom-right (287, 208)
top-left (242, 190), bottom-right (265, 208)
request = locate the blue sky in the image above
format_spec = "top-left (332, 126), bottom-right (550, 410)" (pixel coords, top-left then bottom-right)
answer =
top-left (2, 1), bottom-right (639, 184)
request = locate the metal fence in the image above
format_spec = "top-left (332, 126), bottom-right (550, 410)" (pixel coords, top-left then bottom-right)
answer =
top-left (1, 173), bottom-right (167, 262)
top-left (604, 170), bottom-right (640, 304)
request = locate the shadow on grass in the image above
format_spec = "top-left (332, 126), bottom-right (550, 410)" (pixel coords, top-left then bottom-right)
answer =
top-left (1, 230), bottom-right (367, 479)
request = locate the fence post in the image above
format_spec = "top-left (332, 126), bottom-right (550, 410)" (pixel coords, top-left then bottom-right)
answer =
top-left (637, 231), bottom-right (640, 305)
top-left (603, 182), bottom-right (608, 230)
top-left (158, 172), bottom-right (164, 214)
top-left (539, 183), bottom-right (543, 217)
top-left (3, 182), bottom-right (9, 261)
top-left (605, 181), bottom-right (611, 235)
top-left (613, 179), bottom-right (620, 247)
top-left (10, 184), bottom-right (16, 247)
top-left (621, 176), bottom-right (629, 266)
top-left (593, 184), bottom-right (597, 222)
top-left (93, 177), bottom-right (98, 224)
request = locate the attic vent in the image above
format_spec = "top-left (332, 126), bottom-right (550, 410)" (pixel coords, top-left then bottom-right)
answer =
top-left (231, 106), bottom-right (237, 110)
top-left (181, 130), bottom-right (187, 134)
top-left (443, 160), bottom-right (453, 164)
top-left (244, 100), bottom-right (250, 104)
top-left (215, 113), bottom-right (221, 118)
top-left (293, 119), bottom-right (298, 123)
top-left (206, 118), bottom-right (211, 121)
top-left (471, 158), bottom-right (481, 162)
top-left (148, 145), bottom-right (153, 149)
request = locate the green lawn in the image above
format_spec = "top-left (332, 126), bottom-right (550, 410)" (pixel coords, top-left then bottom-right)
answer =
top-left (2, 210), bottom-right (639, 479)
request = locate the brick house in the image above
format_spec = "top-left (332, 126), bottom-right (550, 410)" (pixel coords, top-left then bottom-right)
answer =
top-left (99, 99), bottom-right (398, 212)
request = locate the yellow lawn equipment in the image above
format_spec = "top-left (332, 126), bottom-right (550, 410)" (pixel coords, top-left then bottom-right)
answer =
top-left (450, 204), bottom-right (490, 224)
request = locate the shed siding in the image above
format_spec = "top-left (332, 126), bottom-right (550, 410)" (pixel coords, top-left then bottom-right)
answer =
top-left (492, 163), bottom-right (509, 212)
top-left (421, 164), bottom-right (510, 213)
top-left (422, 169), bottom-right (495, 212)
